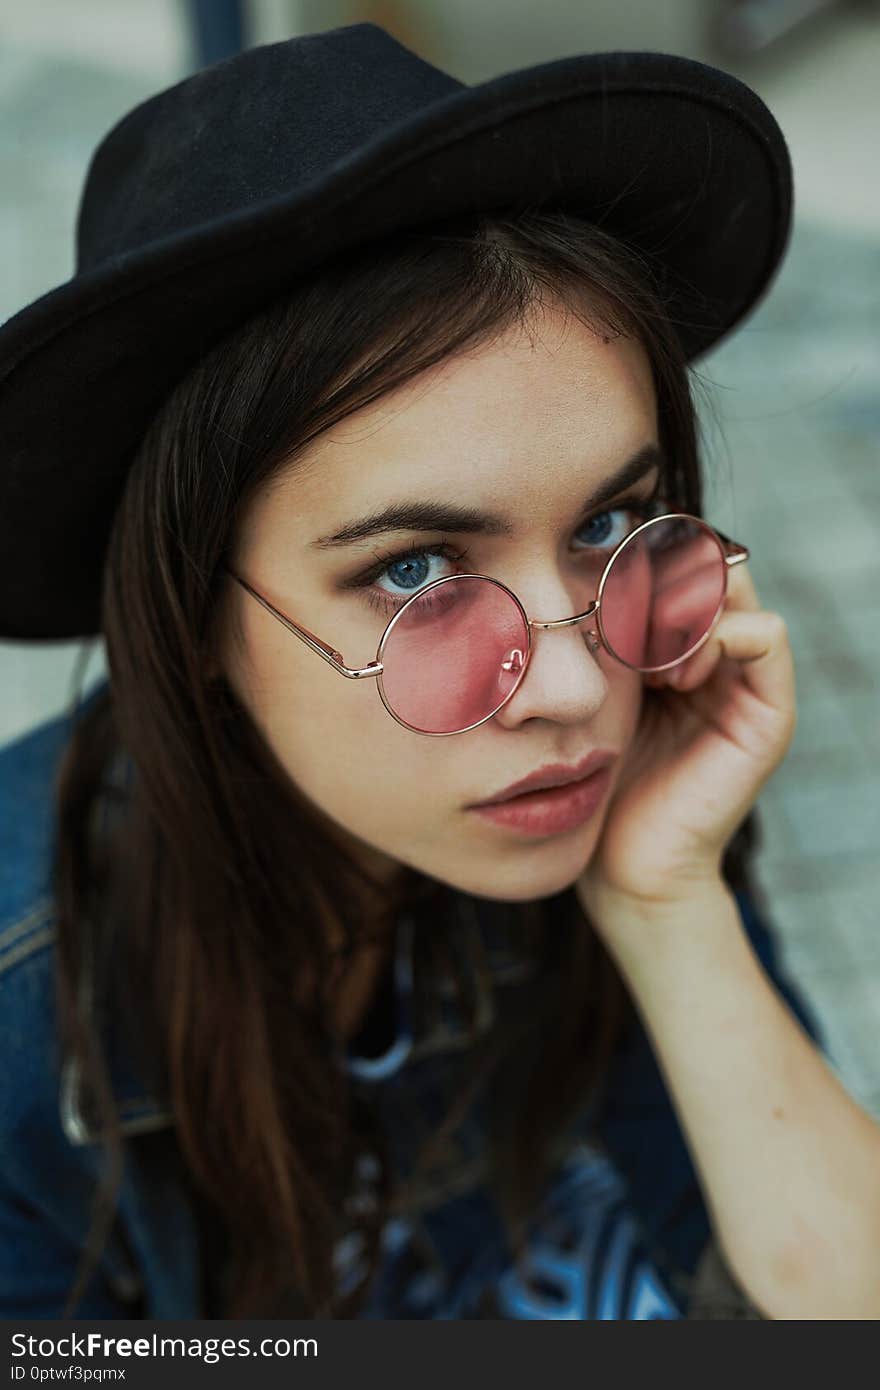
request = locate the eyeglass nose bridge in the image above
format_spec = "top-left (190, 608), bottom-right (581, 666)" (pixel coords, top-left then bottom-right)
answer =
top-left (528, 599), bottom-right (602, 654)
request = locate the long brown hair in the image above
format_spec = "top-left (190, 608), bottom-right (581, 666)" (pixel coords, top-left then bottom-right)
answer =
top-left (52, 209), bottom-right (762, 1317)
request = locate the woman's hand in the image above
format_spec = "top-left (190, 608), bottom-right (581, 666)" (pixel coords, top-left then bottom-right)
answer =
top-left (576, 558), bottom-right (797, 926)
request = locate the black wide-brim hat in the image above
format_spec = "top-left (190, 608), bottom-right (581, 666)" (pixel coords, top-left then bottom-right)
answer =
top-left (0, 21), bottom-right (792, 641)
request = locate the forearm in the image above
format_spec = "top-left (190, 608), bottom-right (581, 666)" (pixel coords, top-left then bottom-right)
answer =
top-left (594, 878), bottom-right (880, 1319)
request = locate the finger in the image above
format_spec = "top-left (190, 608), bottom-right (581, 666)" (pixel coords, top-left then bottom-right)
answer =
top-left (666, 608), bottom-right (796, 715)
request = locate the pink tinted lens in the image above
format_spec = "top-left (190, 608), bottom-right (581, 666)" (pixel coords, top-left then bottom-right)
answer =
top-left (600, 517), bottom-right (726, 669)
top-left (378, 576), bottom-right (529, 734)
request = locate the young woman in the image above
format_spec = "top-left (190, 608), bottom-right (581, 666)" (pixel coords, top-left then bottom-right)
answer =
top-left (1, 24), bottom-right (879, 1321)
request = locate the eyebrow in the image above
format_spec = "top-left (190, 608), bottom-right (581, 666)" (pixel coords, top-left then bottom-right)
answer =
top-left (311, 443), bottom-right (665, 550)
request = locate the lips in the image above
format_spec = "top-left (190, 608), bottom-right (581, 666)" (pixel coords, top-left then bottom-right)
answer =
top-left (470, 749), bottom-right (617, 807)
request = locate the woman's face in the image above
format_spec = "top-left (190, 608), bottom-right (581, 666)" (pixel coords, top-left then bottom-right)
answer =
top-left (222, 299), bottom-right (660, 904)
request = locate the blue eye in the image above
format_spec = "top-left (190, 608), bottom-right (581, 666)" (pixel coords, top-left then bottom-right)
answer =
top-left (364, 542), bottom-right (471, 613)
top-left (575, 508), bottom-right (634, 550)
top-left (379, 546), bottom-right (464, 594)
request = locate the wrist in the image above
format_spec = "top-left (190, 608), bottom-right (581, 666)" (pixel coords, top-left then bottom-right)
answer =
top-left (577, 864), bottom-right (731, 933)
top-left (577, 873), bottom-right (744, 981)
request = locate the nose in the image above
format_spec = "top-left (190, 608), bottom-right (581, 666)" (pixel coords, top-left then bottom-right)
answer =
top-left (491, 594), bottom-right (609, 730)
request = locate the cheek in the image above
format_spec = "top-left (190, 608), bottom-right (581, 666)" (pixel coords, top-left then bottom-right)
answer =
top-left (224, 590), bottom-right (450, 852)
top-left (604, 663), bottom-right (645, 746)
top-left (279, 710), bottom-right (459, 888)
top-left (260, 662), bottom-right (439, 832)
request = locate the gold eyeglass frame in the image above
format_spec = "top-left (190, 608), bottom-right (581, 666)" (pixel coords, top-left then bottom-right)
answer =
top-left (221, 511), bottom-right (749, 737)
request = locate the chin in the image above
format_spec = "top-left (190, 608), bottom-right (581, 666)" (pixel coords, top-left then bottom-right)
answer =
top-left (442, 823), bottom-right (600, 905)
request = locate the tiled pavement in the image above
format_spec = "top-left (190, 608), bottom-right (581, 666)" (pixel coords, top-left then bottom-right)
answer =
top-left (702, 218), bottom-right (880, 1117)
top-left (0, 8), bottom-right (878, 1117)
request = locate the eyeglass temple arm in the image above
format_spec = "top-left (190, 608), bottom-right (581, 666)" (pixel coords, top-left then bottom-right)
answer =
top-left (222, 566), bottom-right (383, 680)
top-left (713, 528), bottom-right (750, 566)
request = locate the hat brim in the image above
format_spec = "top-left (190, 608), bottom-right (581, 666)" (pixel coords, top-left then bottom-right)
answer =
top-left (0, 48), bottom-right (791, 640)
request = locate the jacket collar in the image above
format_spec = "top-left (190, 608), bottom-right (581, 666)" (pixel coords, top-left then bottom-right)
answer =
top-left (60, 1053), bottom-right (175, 1146)
top-left (59, 717), bottom-right (175, 1146)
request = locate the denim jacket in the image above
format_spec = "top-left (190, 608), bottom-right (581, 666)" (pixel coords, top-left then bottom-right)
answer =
top-left (0, 683), bottom-right (827, 1319)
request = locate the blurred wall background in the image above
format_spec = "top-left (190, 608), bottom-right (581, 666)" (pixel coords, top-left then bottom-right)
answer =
top-left (1, 0), bottom-right (878, 1115)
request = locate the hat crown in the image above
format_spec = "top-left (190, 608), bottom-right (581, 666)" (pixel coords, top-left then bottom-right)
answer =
top-left (76, 23), bottom-right (461, 271)
top-left (0, 29), bottom-right (792, 641)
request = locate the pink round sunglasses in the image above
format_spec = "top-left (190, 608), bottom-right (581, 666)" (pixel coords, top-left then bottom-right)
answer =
top-left (221, 510), bottom-right (749, 736)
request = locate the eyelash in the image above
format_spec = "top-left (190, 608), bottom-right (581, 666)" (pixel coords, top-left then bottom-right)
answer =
top-left (351, 488), bottom-right (665, 613)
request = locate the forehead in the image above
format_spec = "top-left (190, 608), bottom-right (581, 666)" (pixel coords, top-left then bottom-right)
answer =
top-left (257, 308), bottom-right (657, 541)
